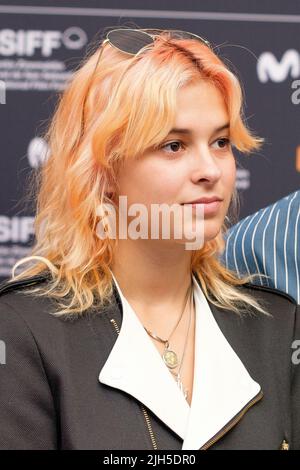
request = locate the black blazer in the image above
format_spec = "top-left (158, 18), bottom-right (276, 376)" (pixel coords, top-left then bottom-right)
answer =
top-left (0, 273), bottom-right (299, 450)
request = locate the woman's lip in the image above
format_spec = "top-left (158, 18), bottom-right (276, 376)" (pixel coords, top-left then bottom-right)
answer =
top-left (182, 200), bottom-right (222, 215)
top-left (182, 198), bottom-right (222, 204)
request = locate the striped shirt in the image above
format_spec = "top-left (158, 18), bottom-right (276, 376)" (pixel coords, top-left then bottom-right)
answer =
top-left (220, 190), bottom-right (300, 304)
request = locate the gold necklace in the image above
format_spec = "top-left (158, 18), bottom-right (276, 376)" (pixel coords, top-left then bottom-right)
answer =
top-left (144, 283), bottom-right (193, 398)
top-left (170, 288), bottom-right (194, 399)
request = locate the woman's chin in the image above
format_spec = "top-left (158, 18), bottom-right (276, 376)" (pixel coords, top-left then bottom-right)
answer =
top-left (203, 222), bottom-right (223, 242)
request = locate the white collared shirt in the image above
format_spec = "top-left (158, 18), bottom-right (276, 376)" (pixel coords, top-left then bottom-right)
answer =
top-left (99, 271), bottom-right (262, 450)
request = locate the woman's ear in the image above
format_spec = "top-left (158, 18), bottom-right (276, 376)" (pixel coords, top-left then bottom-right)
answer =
top-left (105, 181), bottom-right (115, 198)
top-left (104, 173), bottom-right (116, 199)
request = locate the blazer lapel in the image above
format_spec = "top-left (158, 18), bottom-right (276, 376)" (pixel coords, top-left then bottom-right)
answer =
top-left (98, 270), bottom-right (263, 449)
top-left (99, 271), bottom-right (190, 440)
top-left (182, 274), bottom-right (263, 449)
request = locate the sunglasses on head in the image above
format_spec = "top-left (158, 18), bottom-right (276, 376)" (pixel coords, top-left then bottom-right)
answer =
top-left (104, 28), bottom-right (212, 55)
top-left (80, 28), bottom-right (212, 136)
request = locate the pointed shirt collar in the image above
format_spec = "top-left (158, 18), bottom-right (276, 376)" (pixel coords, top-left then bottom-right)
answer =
top-left (99, 270), bottom-right (262, 450)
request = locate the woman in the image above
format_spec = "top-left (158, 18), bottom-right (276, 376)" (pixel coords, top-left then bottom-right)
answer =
top-left (0, 27), bottom-right (299, 450)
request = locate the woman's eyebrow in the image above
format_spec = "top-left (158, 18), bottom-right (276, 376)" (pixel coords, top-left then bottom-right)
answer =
top-left (167, 123), bottom-right (230, 135)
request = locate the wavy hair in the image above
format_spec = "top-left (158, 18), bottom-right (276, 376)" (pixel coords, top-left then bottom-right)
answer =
top-left (8, 27), bottom-right (271, 318)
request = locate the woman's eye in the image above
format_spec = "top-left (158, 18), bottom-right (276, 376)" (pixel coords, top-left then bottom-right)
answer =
top-left (213, 138), bottom-right (232, 150)
top-left (159, 140), bottom-right (185, 154)
top-left (159, 138), bottom-right (231, 155)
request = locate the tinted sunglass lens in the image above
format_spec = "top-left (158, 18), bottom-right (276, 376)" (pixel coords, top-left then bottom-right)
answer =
top-left (107, 29), bottom-right (154, 54)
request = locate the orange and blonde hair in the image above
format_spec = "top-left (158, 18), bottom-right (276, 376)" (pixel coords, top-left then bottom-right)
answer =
top-left (9, 28), bottom-right (270, 317)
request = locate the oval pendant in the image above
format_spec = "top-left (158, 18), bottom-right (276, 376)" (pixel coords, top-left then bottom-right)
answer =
top-left (162, 349), bottom-right (178, 369)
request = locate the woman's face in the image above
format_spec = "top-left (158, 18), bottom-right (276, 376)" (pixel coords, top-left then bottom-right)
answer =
top-left (114, 80), bottom-right (236, 246)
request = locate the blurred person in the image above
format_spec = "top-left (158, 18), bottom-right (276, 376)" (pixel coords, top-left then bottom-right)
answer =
top-left (221, 190), bottom-right (300, 304)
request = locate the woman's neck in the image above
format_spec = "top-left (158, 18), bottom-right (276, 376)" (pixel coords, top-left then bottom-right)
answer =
top-left (110, 238), bottom-right (193, 328)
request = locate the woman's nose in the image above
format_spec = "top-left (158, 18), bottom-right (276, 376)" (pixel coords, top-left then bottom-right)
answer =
top-left (190, 148), bottom-right (222, 183)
